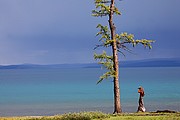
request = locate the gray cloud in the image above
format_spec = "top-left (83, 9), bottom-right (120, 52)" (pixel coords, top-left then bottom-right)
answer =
top-left (0, 0), bottom-right (179, 64)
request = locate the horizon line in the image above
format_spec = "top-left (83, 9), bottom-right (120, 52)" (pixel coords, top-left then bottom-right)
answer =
top-left (0, 57), bottom-right (180, 66)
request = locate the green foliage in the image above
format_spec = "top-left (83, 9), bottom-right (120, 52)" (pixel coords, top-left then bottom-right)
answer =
top-left (95, 0), bottom-right (111, 4)
top-left (94, 51), bottom-right (115, 84)
top-left (92, 0), bottom-right (121, 17)
top-left (97, 71), bottom-right (115, 84)
top-left (19, 112), bottom-right (109, 120)
top-left (116, 32), bottom-right (155, 49)
top-left (60, 111), bottom-right (110, 120)
top-left (94, 51), bottom-right (113, 62)
top-left (92, 3), bottom-right (110, 17)
top-left (96, 24), bottom-right (110, 41)
top-left (93, 0), bottom-right (155, 83)
top-left (94, 24), bottom-right (113, 50)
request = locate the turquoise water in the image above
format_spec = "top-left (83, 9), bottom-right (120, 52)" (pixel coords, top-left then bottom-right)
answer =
top-left (0, 67), bottom-right (179, 116)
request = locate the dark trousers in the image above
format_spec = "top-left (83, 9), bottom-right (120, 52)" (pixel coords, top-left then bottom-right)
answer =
top-left (137, 96), bottom-right (145, 112)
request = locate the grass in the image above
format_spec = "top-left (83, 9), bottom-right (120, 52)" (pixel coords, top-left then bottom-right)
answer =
top-left (103, 112), bottom-right (180, 120)
top-left (0, 111), bottom-right (110, 120)
top-left (0, 111), bottom-right (180, 120)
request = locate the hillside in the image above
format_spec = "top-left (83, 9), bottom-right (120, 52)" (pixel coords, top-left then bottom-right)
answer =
top-left (0, 58), bottom-right (180, 69)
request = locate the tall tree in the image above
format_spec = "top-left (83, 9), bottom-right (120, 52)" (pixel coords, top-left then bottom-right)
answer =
top-left (92, 0), bottom-right (154, 113)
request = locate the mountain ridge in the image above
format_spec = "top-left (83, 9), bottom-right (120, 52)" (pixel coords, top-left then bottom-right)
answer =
top-left (0, 58), bottom-right (180, 69)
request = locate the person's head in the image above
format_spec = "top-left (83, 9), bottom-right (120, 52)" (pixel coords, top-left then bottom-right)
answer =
top-left (138, 86), bottom-right (145, 97)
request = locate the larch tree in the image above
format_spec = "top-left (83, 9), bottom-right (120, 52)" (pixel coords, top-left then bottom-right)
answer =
top-left (92, 0), bottom-right (154, 113)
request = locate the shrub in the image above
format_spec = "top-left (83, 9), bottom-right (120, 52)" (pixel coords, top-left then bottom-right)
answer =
top-left (60, 111), bottom-right (110, 120)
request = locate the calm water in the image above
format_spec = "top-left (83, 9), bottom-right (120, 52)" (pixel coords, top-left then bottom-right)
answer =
top-left (0, 67), bottom-right (179, 116)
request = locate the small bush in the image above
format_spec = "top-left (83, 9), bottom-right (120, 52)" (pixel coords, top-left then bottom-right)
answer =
top-left (60, 111), bottom-right (110, 120)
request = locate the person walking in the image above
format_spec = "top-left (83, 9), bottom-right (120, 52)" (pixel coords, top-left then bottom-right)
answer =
top-left (137, 86), bottom-right (146, 112)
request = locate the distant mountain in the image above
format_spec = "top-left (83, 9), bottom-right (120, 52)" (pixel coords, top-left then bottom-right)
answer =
top-left (0, 63), bottom-right (93, 69)
top-left (0, 58), bottom-right (180, 69)
top-left (85, 58), bottom-right (180, 68)
top-left (120, 58), bottom-right (180, 67)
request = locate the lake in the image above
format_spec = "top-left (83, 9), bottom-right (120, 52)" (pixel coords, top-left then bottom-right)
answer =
top-left (0, 67), bottom-right (179, 116)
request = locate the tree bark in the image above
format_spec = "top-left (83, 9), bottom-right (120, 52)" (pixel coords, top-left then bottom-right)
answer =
top-left (109, 0), bottom-right (122, 113)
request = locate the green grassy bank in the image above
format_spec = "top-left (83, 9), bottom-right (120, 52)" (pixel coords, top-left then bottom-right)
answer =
top-left (0, 111), bottom-right (180, 120)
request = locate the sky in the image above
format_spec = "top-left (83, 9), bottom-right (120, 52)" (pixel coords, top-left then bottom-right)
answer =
top-left (0, 0), bottom-right (180, 65)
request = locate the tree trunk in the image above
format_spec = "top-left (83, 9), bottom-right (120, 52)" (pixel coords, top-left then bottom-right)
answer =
top-left (109, 0), bottom-right (122, 113)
